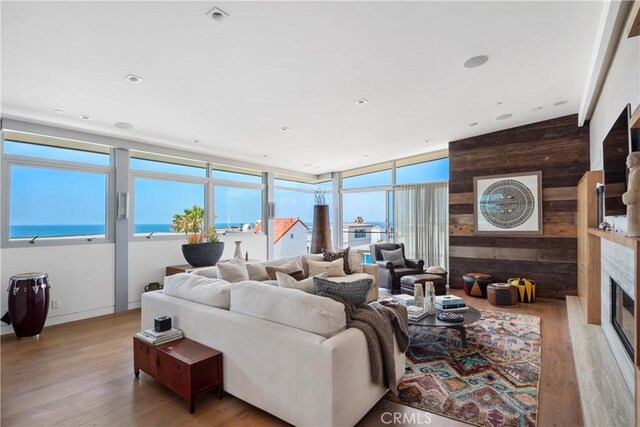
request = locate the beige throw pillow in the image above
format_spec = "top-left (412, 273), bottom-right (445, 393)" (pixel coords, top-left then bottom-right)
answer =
top-left (348, 251), bottom-right (364, 274)
top-left (307, 258), bottom-right (346, 277)
top-left (217, 258), bottom-right (249, 283)
top-left (276, 271), bottom-right (328, 294)
top-left (265, 259), bottom-right (304, 280)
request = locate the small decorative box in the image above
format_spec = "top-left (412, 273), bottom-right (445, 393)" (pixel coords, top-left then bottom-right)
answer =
top-left (154, 316), bottom-right (172, 332)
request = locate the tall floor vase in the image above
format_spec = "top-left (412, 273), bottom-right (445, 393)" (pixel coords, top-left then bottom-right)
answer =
top-left (310, 204), bottom-right (332, 254)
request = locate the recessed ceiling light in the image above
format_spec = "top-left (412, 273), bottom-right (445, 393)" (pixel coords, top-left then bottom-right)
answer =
top-left (355, 98), bottom-right (368, 105)
top-left (424, 140), bottom-right (430, 143)
top-left (363, 154), bottom-right (368, 158)
top-left (496, 113), bottom-right (513, 120)
top-left (553, 100), bottom-right (568, 106)
top-left (303, 163), bottom-right (312, 167)
top-left (125, 74), bottom-right (143, 84)
top-left (532, 106), bottom-right (543, 112)
top-left (495, 101), bottom-right (503, 106)
top-left (114, 122), bottom-right (133, 129)
top-left (78, 115), bottom-right (93, 120)
top-left (53, 109), bottom-right (64, 114)
top-left (192, 139), bottom-right (200, 144)
top-left (468, 122), bottom-right (478, 127)
top-left (206, 6), bottom-right (229, 22)
top-left (280, 127), bottom-right (290, 131)
top-left (262, 154), bottom-right (268, 158)
top-left (463, 55), bottom-right (489, 69)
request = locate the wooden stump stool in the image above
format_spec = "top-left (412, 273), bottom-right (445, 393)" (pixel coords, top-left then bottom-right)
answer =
top-left (487, 283), bottom-right (519, 307)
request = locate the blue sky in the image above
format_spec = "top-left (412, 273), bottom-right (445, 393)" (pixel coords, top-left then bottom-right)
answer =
top-left (7, 141), bottom-right (449, 229)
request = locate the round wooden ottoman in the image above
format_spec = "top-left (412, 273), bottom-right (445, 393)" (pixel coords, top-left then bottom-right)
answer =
top-left (462, 273), bottom-right (495, 298)
top-left (508, 277), bottom-right (536, 303)
top-left (400, 274), bottom-right (447, 296)
top-left (487, 283), bottom-right (519, 307)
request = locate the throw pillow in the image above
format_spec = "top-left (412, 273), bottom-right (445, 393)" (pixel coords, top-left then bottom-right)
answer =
top-left (381, 248), bottom-right (406, 268)
top-left (276, 271), bottom-right (328, 294)
top-left (323, 248), bottom-right (351, 275)
top-left (265, 259), bottom-right (305, 280)
top-left (313, 277), bottom-right (372, 305)
top-left (217, 258), bottom-right (249, 283)
top-left (348, 250), bottom-right (364, 274)
top-left (307, 259), bottom-right (346, 277)
top-left (301, 253), bottom-right (324, 277)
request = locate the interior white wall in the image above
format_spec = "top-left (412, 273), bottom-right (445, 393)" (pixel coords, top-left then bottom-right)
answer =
top-left (0, 244), bottom-right (115, 335)
top-left (589, 32), bottom-right (639, 171)
top-left (127, 233), bottom-right (267, 308)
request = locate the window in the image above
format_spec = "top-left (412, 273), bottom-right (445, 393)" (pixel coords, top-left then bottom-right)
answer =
top-left (214, 186), bottom-right (262, 231)
top-left (274, 178), bottom-right (317, 191)
top-left (396, 157), bottom-right (449, 184)
top-left (131, 151), bottom-right (206, 177)
top-left (133, 178), bottom-right (205, 235)
top-left (342, 169), bottom-right (392, 189)
top-left (9, 166), bottom-right (108, 240)
top-left (212, 168), bottom-right (262, 184)
top-left (4, 140), bottom-right (110, 166)
top-left (342, 191), bottom-right (389, 250)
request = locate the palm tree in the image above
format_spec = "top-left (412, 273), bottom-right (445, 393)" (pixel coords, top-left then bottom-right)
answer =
top-left (172, 205), bottom-right (205, 234)
top-left (354, 216), bottom-right (364, 224)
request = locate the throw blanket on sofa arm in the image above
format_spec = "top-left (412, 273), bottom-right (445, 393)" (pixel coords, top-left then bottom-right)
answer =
top-left (319, 294), bottom-right (409, 394)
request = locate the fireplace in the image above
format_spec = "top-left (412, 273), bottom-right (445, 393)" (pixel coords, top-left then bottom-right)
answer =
top-left (611, 279), bottom-right (635, 361)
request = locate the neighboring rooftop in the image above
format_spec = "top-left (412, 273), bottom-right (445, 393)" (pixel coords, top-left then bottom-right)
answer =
top-left (253, 218), bottom-right (308, 244)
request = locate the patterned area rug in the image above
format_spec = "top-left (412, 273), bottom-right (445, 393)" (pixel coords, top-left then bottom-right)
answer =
top-left (386, 310), bottom-right (541, 427)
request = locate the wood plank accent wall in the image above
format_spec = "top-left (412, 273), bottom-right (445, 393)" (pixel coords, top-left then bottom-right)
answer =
top-left (448, 115), bottom-right (590, 299)
top-left (577, 170), bottom-right (602, 323)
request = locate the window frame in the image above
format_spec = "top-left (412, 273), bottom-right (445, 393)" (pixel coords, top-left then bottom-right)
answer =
top-left (1, 150), bottom-right (114, 248)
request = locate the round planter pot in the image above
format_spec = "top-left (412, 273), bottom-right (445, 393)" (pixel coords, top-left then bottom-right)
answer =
top-left (181, 242), bottom-right (225, 267)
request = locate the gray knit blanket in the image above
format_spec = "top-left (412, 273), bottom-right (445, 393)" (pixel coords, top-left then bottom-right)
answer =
top-left (319, 294), bottom-right (409, 394)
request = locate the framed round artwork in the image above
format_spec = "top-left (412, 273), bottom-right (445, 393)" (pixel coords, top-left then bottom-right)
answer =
top-left (473, 171), bottom-right (543, 235)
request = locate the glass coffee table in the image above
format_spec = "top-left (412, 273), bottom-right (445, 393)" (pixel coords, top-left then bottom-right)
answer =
top-left (408, 306), bottom-right (481, 347)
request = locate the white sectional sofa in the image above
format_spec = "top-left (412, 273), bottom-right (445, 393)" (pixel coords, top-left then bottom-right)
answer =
top-left (194, 252), bottom-right (380, 302)
top-left (141, 274), bottom-right (405, 427)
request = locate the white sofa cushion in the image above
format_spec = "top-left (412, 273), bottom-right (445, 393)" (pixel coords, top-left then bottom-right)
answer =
top-left (230, 281), bottom-right (346, 338)
top-left (194, 267), bottom-right (218, 278)
top-left (217, 258), bottom-right (250, 283)
top-left (276, 271), bottom-right (328, 294)
top-left (163, 273), bottom-right (232, 309)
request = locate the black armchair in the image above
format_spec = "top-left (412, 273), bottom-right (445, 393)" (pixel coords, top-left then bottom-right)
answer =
top-left (369, 243), bottom-right (424, 294)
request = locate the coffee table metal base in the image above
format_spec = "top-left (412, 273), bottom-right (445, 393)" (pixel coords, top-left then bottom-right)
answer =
top-left (408, 306), bottom-right (481, 348)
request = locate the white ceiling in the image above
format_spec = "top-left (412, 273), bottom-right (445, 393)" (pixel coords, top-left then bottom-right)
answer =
top-left (1, 1), bottom-right (603, 175)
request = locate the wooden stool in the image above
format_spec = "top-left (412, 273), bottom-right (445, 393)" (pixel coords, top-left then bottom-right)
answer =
top-left (487, 283), bottom-right (518, 307)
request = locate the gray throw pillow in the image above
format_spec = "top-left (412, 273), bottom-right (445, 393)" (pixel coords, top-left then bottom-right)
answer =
top-left (381, 248), bottom-right (406, 268)
top-left (313, 277), bottom-right (372, 305)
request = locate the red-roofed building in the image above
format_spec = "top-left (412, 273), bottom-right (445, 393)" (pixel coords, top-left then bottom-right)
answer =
top-left (254, 218), bottom-right (309, 258)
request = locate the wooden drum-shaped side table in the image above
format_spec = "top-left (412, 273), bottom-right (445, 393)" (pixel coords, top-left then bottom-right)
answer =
top-left (487, 283), bottom-right (519, 307)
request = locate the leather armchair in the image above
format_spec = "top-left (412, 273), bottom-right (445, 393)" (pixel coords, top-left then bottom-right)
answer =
top-left (369, 243), bottom-right (424, 294)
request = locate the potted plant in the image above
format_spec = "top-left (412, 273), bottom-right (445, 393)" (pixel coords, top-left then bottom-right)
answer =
top-left (172, 205), bottom-right (225, 267)
top-left (310, 187), bottom-right (332, 254)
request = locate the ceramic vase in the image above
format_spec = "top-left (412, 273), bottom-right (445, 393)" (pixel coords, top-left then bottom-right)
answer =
top-left (234, 241), bottom-right (242, 259)
top-left (414, 283), bottom-right (424, 308)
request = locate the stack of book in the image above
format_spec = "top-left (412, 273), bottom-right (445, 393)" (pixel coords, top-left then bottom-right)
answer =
top-left (135, 328), bottom-right (183, 346)
top-left (407, 305), bottom-right (428, 321)
top-left (393, 294), bottom-right (415, 306)
top-left (435, 295), bottom-right (468, 312)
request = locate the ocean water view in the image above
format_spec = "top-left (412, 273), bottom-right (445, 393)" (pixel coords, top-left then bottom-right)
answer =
top-left (10, 221), bottom-right (389, 239)
top-left (10, 223), bottom-right (254, 238)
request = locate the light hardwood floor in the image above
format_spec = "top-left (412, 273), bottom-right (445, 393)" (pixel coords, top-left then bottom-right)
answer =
top-left (1, 289), bottom-right (583, 427)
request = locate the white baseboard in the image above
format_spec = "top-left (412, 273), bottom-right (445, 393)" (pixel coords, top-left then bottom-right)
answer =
top-left (128, 301), bottom-right (141, 310)
top-left (1, 306), bottom-right (115, 336)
